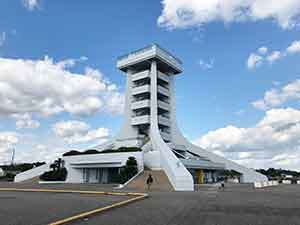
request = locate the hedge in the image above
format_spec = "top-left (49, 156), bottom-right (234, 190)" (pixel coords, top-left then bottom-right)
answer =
top-left (63, 147), bottom-right (142, 157)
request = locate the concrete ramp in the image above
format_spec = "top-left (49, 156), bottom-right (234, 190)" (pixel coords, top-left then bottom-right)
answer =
top-left (14, 164), bottom-right (50, 183)
top-left (126, 170), bottom-right (174, 191)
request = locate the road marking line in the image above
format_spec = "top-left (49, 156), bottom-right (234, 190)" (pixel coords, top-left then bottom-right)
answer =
top-left (0, 188), bottom-right (148, 225)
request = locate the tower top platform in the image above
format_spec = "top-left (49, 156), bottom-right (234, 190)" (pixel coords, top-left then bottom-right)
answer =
top-left (117, 43), bottom-right (183, 74)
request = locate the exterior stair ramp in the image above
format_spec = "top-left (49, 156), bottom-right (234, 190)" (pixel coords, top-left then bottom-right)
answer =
top-left (125, 169), bottom-right (174, 191)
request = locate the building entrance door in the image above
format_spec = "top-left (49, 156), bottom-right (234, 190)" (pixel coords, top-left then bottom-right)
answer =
top-left (96, 168), bottom-right (108, 184)
top-left (83, 168), bottom-right (90, 183)
top-left (195, 169), bottom-right (204, 184)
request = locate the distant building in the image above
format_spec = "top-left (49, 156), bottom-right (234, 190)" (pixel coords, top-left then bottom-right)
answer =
top-left (0, 168), bottom-right (5, 177)
top-left (282, 174), bottom-right (293, 179)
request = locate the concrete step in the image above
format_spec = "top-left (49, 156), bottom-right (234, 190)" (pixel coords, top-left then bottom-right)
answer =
top-left (195, 183), bottom-right (255, 191)
top-left (194, 184), bottom-right (220, 191)
top-left (126, 170), bottom-right (174, 191)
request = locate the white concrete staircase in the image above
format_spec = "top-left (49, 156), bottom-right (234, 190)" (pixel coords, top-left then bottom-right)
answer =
top-left (125, 169), bottom-right (174, 191)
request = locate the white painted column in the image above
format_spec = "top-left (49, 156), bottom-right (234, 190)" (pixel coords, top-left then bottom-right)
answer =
top-left (150, 61), bottom-right (159, 131)
top-left (114, 69), bottom-right (139, 147)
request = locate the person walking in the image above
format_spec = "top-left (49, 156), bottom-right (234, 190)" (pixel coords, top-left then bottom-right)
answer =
top-left (146, 174), bottom-right (153, 191)
top-left (221, 181), bottom-right (225, 191)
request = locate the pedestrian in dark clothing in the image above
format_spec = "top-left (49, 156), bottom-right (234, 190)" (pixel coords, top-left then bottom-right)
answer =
top-left (146, 174), bottom-right (153, 190)
top-left (221, 181), bottom-right (225, 191)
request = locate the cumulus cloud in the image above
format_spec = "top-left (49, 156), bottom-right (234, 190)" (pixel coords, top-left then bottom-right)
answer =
top-left (0, 56), bottom-right (124, 121)
top-left (247, 40), bottom-right (300, 69)
top-left (199, 59), bottom-right (214, 70)
top-left (16, 144), bottom-right (66, 164)
top-left (13, 113), bottom-right (40, 130)
top-left (258, 47), bottom-right (268, 55)
top-left (247, 49), bottom-right (282, 69)
top-left (252, 80), bottom-right (300, 110)
top-left (158, 0), bottom-right (300, 30)
top-left (266, 51), bottom-right (281, 64)
top-left (194, 107), bottom-right (300, 170)
top-left (52, 120), bottom-right (109, 144)
top-left (287, 41), bottom-right (300, 54)
top-left (22, 0), bottom-right (41, 11)
top-left (247, 53), bottom-right (263, 69)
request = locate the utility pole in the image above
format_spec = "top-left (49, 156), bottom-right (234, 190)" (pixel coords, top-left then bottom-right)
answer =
top-left (11, 145), bottom-right (15, 166)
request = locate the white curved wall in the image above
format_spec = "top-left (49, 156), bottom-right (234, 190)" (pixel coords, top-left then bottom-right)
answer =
top-left (168, 76), bottom-right (267, 183)
top-left (14, 163), bottom-right (50, 182)
top-left (150, 61), bottom-right (194, 191)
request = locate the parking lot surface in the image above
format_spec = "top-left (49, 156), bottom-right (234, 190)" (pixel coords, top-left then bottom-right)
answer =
top-left (0, 186), bottom-right (130, 225)
top-left (0, 183), bottom-right (299, 225)
top-left (75, 184), bottom-right (300, 225)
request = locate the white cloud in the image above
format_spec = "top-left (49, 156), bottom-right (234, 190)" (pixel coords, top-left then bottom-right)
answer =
top-left (252, 80), bottom-right (300, 110)
top-left (247, 53), bottom-right (263, 69)
top-left (247, 40), bottom-right (300, 69)
top-left (0, 132), bottom-right (18, 145)
top-left (194, 107), bottom-right (300, 170)
top-left (258, 47), bottom-right (268, 55)
top-left (266, 51), bottom-right (281, 63)
top-left (52, 120), bottom-right (109, 144)
top-left (22, 0), bottom-right (41, 11)
top-left (287, 41), bottom-right (300, 54)
top-left (158, 0), bottom-right (300, 30)
top-left (199, 59), bottom-right (214, 70)
top-left (16, 144), bottom-right (65, 164)
top-left (0, 56), bottom-right (124, 120)
top-left (13, 113), bottom-right (40, 130)
top-left (252, 100), bottom-right (267, 110)
top-left (0, 32), bottom-right (6, 47)
top-left (238, 152), bottom-right (254, 159)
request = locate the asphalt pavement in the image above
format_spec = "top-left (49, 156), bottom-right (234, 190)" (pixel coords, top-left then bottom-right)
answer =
top-left (0, 183), bottom-right (300, 225)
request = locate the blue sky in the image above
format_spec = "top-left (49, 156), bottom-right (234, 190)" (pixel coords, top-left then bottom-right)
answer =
top-left (0, 0), bottom-right (300, 170)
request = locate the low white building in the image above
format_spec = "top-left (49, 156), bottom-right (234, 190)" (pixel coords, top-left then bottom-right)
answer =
top-left (64, 152), bottom-right (143, 184)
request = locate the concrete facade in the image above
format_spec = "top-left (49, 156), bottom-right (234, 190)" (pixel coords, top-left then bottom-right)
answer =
top-left (64, 152), bottom-right (143, 183)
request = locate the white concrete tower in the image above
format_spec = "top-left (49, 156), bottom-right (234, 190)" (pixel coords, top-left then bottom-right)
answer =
top-left (114, 44), bottom-right (194, 190)
top-left (99, 44), bottom-right (267, 191)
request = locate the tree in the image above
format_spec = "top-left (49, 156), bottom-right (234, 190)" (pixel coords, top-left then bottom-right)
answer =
top-left (50, 158), bottom-right (64, 171)
top-left (119, 157), bottom-right (138, 184)
top-left (63, 150), bottom-right (81, 157)
top-left (40, 158), bottom-right (67, 181)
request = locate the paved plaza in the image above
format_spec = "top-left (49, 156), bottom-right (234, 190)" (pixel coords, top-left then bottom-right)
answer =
top-left (0, 183), bottom-right (300, 225)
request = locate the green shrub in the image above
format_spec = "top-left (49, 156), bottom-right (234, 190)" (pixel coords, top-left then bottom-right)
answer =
top-left (0, 162), bottom-right (46, 172)
top-left (0, 173), bottom-right (15, 182)
top-left (62, 147), bottom-right (142, 157)
top-left (101, 147), bottom-right (142, 154)
top-left (119, 157), bottom-right (138, 184)
top-left (62, 150), bottom-right (81, 157)
top-left (40, 168), bottom-right (67, 181)
top-left (83, 149), bottom-right (100, 154)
